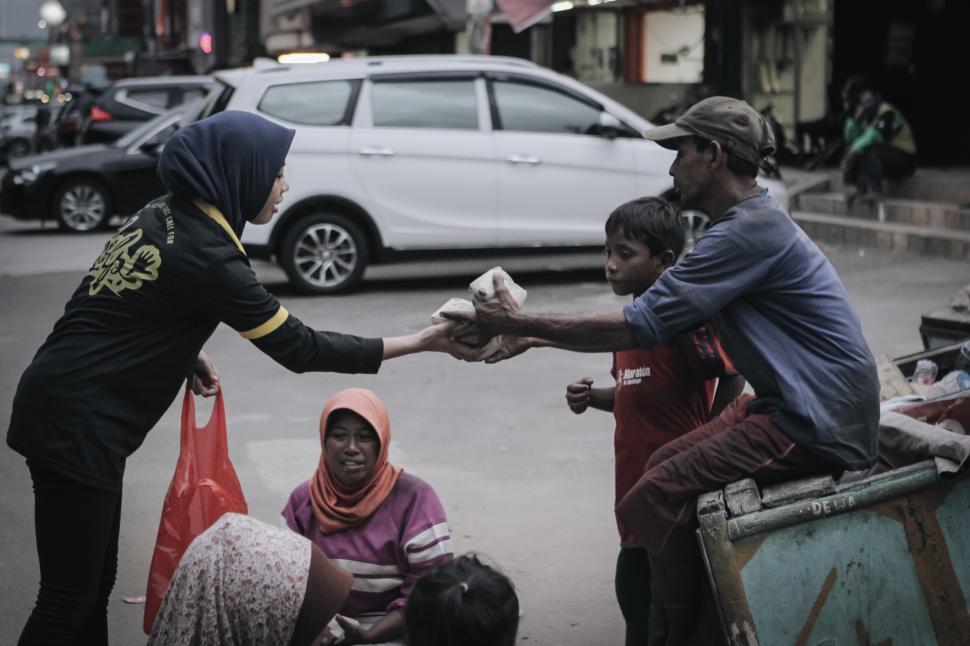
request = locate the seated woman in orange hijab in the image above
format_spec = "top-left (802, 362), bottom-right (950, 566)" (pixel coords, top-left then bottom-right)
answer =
top-left (282, 388), bottom-right (453, 645)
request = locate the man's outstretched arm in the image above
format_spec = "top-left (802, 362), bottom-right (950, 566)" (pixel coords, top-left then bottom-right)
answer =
top-left (445, 274), bottom-right (638, 353)
top-left (501, 310), bottom-right (637, 352)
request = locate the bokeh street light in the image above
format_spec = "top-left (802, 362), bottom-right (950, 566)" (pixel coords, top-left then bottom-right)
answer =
top-left (39, 1), bottom-right (67, 28)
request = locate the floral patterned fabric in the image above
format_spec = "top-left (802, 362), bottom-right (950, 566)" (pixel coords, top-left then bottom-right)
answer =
top-left (148, 513), bottom-right (310, 646)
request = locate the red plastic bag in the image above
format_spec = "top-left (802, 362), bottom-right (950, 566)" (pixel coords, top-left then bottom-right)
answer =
top-left (143, 387), bottom-right (248, 634)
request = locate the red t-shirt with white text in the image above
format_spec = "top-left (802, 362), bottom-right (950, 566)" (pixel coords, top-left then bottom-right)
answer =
top-left (612, 321), bottom-right (735, 544)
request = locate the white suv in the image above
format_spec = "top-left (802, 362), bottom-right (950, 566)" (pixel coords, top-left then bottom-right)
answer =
top-left (213, 56), bottom-right (786, 293)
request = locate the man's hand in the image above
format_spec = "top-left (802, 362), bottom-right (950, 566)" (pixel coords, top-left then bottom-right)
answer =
top-left (841, 149), bottom-right (859, 175)
top-left (189, 350), bottom-right (219, 397)
top-left (444, 274), bottom-right (524, 337)
top-left (565, 378), bottom-right (594, 414)
top-left (481, 336), bottom-right (534, 364)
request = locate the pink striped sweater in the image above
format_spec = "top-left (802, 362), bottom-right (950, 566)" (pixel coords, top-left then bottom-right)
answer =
top-left (282, 473), bottom-right (453, 615)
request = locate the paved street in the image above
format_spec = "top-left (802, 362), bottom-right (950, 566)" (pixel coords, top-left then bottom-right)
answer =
top-left (1, 215), bottom-right (967, 645)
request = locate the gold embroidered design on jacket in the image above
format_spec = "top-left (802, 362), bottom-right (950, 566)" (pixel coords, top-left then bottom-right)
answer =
top-left (88, 227), bottom-right (161, 296)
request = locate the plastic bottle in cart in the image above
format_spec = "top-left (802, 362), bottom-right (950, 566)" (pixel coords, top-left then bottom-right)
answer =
top-left (957, 341), bottom-right (970, 372)
top-left (952, 341), bottom-right (970, 392)
top-left (911, 359), bottom-right (938, 385)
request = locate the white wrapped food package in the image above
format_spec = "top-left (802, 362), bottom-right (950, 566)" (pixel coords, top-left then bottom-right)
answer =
top-left (429, 297), bottom-right (485, 345)
top-left (430, 298), bottom-right (475, 325)
top-left (468, 266), bottom-right (527, 306)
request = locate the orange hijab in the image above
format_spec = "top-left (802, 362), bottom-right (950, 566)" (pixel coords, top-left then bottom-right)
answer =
top-left (309, 388), bottom-right (402, 533)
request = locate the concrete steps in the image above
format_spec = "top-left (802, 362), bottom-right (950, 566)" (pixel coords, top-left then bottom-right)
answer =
top-left (792, 211), bottom-right (970, 261)
top-left (825, 170), bottom-right (970, 205)
top-left (796, 192), bottom-right (970, 230)
top-left (787, 168), bottom-right (970, 261)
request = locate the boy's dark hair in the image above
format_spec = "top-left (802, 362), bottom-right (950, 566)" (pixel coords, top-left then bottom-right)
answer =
top-left (605, 197), bottom-right (686, 258)
top-left (405, 554), bottom-right (519, 646)
top-left (691, 136), bottom-right (759, 179)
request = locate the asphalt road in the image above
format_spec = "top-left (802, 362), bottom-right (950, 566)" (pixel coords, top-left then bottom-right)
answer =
top-left (1, 216), bottom-right (967, 645)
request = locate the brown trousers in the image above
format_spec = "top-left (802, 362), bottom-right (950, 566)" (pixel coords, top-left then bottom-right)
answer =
top-left (616, 396), bottom-right (826, 646)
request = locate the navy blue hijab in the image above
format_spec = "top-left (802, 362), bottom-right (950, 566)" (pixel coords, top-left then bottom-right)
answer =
top-left (158, 111), bottom-right (295, 235)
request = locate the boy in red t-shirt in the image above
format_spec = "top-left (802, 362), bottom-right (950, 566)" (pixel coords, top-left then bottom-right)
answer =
top-left (565, 197), bottom-right (742, 646)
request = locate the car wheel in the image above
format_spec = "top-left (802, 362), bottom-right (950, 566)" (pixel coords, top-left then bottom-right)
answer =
top-left (280, 213), bottom-right (368, 294)
top-left (6, 138), bottom-right (30, 158)
top-left (54, 179), bottom-right (112, 232)
top-left (680, 209), bottom-right (710, 257)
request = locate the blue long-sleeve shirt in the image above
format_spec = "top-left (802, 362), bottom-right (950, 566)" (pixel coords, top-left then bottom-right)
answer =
top-left (624, 192), bottom-right (879, 470)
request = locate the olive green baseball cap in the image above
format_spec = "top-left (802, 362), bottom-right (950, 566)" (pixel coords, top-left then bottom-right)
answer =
top-left (643, 96), bottom-right (776, 165)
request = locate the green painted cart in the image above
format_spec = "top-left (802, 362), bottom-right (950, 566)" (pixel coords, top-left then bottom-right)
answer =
top-left (697, 395), bottom-right (970, 645)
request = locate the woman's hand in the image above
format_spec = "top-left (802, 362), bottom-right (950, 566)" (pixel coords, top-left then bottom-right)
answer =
top-left (333, 615), bottom-right (370, 645)
top-left (382, 322), bottom-right (488, 362)
top-left (316, 616), bottom-right (367, 645)
top-left (417, 322), bottom-right (485, 361)
top-left (317, 625), bottom-right (340, 645)
top-left (188, 350), bottom-right (220, 397)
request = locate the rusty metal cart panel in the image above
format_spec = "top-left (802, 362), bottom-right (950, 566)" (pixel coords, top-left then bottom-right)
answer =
top-left (697, 461), bottom-right (970, 646)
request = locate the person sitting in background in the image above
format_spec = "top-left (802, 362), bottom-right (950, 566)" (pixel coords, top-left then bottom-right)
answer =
top-left (283, 388), bottom-right (453, 645)
top-left (405, 554), bottom-right (520, 646)
top-left (841, 77), bottom-right (916, 203)
top-left (148, 513), bottom-right (352, 646)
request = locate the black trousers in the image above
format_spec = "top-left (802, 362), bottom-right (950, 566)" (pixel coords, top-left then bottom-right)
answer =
top-left (18, 462), bottom-right (123, 646)
top-left (843, 144), bottom-right (916, 193)
top-left (616, 545), bottom-right (660, 646)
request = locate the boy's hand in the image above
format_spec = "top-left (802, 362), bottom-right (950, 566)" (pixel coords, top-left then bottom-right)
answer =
top-left (565, 377), bottom-right (594, 414)
top-left (482, 336), bottom-right (532, 364)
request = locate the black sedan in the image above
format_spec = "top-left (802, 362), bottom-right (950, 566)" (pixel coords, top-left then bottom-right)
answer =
top-left (79, 76), bottom-right (217, 145)
top-left (1, 104), bottom-right (202, 232)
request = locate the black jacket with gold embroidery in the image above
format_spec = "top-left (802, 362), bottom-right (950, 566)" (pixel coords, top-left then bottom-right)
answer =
top-left (7, 195), bottom-right (383, 491)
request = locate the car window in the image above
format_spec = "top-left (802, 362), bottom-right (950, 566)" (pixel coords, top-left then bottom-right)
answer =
top-left (258, 80), bottom-right (357, 126)
top-left (371, 78), bottom-right (478, 130)
top-left (116, 112), bottom-right (174, 147)
top-left (115, 98), bottom-right (207, 148)
top-left (125, 88), bottom-right (170, 109)
top-left (181, 87), bottom-right (209, 104)
top-left (492, 80), bottom-right (602, 135)
top-left (204, 83), bottom-right (235, 118)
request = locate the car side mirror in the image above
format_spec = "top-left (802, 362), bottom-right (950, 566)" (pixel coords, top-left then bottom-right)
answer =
top-left (593, 112), bottom-right (624, 139)
top-left (140, 124), bottom-right (178, 155)
top-left (139, 140), bottom-right (164, 156)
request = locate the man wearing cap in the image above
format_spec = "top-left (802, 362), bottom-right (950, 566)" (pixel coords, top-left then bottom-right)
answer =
top-left (450, 97), bottom-right (880, 644)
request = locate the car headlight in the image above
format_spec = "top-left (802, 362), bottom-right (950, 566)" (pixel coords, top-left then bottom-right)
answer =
top-left (12, 161), bottom-right (58, 185)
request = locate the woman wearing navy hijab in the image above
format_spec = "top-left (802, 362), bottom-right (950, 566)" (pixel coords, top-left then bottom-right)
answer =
top-left (7, 111), bottom-right (472, 645)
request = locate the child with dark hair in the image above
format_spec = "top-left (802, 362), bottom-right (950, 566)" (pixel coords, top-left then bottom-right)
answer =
top-left (570, 197), bottom-right (742, 646)
top-left (485, 197), bottom-right (742, 645)
top-left (405, 554), bottom-right (519, 646)
top-left (605, 197), bottom-right (688, 258)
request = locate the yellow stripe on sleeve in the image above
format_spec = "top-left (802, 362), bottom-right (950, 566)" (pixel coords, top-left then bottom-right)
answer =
top-left (240, 306), bottom-right (289, 340)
